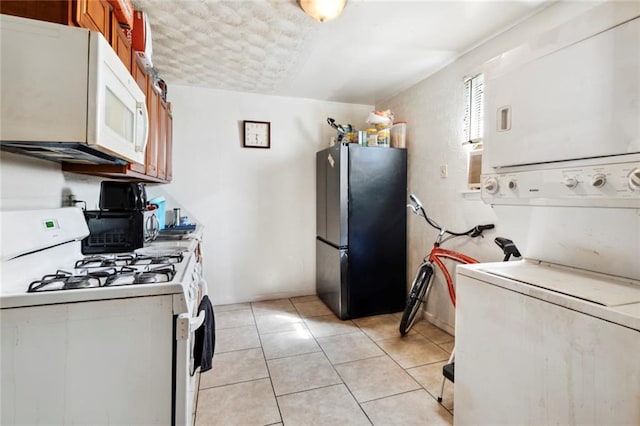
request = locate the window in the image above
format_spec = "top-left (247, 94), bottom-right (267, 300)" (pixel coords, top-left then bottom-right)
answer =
top-left (463, 73), bottom-right (484, 190)
top-left (463, 73), bottom-right (484, 144)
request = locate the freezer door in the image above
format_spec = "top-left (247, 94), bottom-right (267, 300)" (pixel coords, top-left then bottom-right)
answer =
top-left (316, 238), bottom-right (349, 319)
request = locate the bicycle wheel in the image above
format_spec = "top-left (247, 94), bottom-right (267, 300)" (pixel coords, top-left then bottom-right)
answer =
top-left (399, 264), bottom-right (434, 335)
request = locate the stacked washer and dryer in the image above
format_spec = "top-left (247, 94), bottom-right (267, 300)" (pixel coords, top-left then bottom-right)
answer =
top-left (455, 4), bottom-right (640, 425)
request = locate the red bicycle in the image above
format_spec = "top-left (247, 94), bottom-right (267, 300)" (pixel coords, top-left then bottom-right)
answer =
top-left (399, 194), bottom-right (520, 335)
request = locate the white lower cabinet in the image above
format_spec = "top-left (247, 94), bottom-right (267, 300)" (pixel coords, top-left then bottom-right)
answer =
top-left (1, 295), bottom-right (174, 424)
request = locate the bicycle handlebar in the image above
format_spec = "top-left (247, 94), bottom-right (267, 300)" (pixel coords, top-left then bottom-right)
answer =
top-left (469, 224), bottom-right (495, 237)
top-left (407, 193), bottom-right (494, 238)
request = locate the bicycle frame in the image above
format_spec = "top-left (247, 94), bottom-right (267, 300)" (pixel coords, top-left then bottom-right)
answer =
top-left (420, 228), bottom-right (479, 308)
top-left (427, 246), bottom-right (478, 307)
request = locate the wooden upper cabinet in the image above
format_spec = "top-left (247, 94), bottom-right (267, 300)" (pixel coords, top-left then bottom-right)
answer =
top-left (1, 1), bottom-right (111, 39)
top-left (165, 104), bottom-right (173, 182)
top-left (145, 84), bottom-right (159, 177)
top-left (156, 99), bottom-right (167, 180)
top-left (110, 17), bottom-right (131, 71)
top-left (0, 1), bottom-right (71, 24)
top-left (74, 0), bottom-right (109, 35)
top-left (3, 0), bottom-right (175, 184)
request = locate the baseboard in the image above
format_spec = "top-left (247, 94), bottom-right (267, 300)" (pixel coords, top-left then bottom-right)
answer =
top-left (423, 311), bottom-right (456, 336)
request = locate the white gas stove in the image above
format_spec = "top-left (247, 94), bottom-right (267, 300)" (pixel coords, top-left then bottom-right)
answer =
top-left (0, 207), bottom-right (207, 425)
top-left (1, 208), bottom-right (196, 308)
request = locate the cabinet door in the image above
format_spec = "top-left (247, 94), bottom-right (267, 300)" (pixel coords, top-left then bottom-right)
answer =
top-left (0, 1), bottom-right (71, 25)
top-left (165, 105), bottom-right (173, 182)
top-left (74, 0), bottom-right (110, 36)
top-left (110, 16), bottom-right (131, 71)
top-left (145, 85), bottom-right (159, 177)
top-left (156, 99), bottom-right (167, 180)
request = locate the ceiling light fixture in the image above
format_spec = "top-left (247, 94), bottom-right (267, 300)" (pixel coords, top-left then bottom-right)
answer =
top-left (297, 0), bottom-right (348, 22)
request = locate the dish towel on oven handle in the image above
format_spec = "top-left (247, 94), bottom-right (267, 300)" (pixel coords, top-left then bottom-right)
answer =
top-left (193, 294), bottom-right (215, 372)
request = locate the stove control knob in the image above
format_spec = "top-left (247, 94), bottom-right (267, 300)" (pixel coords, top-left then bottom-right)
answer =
top-left (591, 174), bottom-right (607, 188)
top-left (562, 177), bottom-right (578, 188)
top-left (483, 177), bottom-right (499, 194)
top-left (628, 168), bottom-right (640, 191)
top-left (508, 179), bottom-right (517, 190)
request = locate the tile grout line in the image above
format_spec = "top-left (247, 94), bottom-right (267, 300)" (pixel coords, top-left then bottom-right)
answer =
top-left (284, 302), bottom-right (380, 425)
top-left (251, 301), bottom-right (286, 426)
top-left (204, 298), bottom-right (455, 424)
top-left (349, 316), bottom-right (455, 412)
top-left (289, 298), bottom-right (374, 425)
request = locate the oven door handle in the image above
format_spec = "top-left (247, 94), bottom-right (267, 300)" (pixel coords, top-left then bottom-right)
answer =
top-left (176, 311), bottom-right (206, 340)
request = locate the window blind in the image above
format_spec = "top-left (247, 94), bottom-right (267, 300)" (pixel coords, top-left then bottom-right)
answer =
top-left (463, 74), bottom-right (484, 144)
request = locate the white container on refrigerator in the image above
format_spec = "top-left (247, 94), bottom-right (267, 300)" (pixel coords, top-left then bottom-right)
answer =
top-left (0, 15), bottom-right (148, 165)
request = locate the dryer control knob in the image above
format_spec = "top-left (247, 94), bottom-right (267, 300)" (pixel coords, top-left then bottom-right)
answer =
top-left (562, 177), bottom-right (578, 188)
top-left (508, 180), bottom-right (517, 190)
top-left (483, 177), bottom-right (499, 194)
top-left (591, 174), bottom-right (607, 188)
top-left (629, 168), bottom-right (640, 191)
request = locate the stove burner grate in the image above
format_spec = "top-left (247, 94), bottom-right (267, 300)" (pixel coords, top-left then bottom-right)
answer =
top-left (75, 254), bottom-right (135, 269)
top-left (28, 270), bottom-right (101, 292)
top-left (131, 253), bottom-right (184, 265)
top-left (104, 264), bottom-right (177, 287)
top-left (28, 262), bottom-right (179, 292)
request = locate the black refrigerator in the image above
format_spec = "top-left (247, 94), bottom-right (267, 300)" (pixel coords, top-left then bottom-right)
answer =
top-left (316, 143), bottom-right (407, 320)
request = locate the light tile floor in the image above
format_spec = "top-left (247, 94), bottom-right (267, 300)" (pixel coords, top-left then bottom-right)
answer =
top-left (197, 295), bottom-right (454, 426)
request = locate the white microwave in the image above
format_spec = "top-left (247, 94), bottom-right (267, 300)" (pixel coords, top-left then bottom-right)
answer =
top-left (0, 15), bottom-right (148, 165)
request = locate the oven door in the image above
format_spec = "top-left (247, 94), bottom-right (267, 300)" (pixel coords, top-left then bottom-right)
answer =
top-left (174, 270), bottom-right (211, 426)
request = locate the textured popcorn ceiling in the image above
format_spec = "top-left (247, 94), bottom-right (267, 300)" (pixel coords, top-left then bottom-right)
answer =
top-left (132, 0), bottom-right (548, 104)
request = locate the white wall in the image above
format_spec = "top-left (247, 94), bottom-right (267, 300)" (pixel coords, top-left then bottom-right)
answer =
top-left (378, 0), bottom-right (608, 333)
top-left (0, 152), bottom-right (103, 211)
top-left (1, 0), bottom-right (625, 318)
top-left (149, 86), bottom-right (372, 305)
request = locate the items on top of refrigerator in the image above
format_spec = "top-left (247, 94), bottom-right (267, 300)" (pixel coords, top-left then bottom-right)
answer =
top-left (366, 110), bottom-right (394, 126)
top-left (326, 110), bottom-right (406, 148)
top-left (327, 109), bottom-right (407, 148)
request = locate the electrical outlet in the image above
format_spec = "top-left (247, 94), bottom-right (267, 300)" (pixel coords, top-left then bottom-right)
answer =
top-left (440, 165), bottom-right (448, 178)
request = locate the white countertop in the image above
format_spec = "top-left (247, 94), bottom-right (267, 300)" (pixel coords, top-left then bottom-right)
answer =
top-left (139, 224), bottom-right (204, 255)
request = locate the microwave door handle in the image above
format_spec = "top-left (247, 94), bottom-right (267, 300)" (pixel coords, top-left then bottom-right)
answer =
top-left (135, 101), bottom-right (149, 153)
